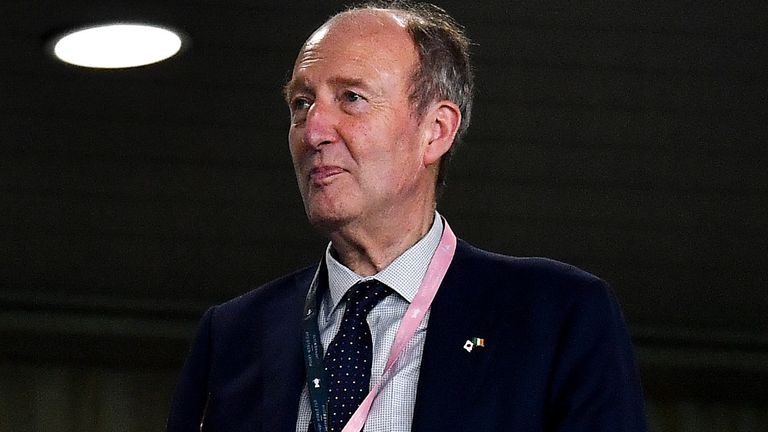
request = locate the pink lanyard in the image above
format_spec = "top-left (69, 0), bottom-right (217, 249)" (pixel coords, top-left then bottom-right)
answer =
top-left (340, 220), bottom-right (457, 432)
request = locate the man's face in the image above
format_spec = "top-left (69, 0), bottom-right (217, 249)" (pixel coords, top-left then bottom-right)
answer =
top-left (285, 13), bottom-right (433, 232)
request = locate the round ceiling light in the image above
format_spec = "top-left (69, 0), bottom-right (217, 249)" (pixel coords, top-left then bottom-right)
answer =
top-left (52, 23), bottom-right (183, 68)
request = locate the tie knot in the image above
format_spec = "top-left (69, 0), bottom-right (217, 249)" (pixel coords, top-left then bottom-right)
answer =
top-left (344, 279), bottom-right (392, 317)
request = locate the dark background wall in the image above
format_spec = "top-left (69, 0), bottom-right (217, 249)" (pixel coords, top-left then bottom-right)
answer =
top-left (1, 1), bottom-right (767, 431)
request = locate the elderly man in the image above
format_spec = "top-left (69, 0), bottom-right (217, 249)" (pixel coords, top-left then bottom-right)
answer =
top-left (167, 3), bottom-right (647, 432)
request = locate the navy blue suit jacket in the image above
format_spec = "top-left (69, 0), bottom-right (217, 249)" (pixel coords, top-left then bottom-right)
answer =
top-left (168, 240), bottom-right (646, 431)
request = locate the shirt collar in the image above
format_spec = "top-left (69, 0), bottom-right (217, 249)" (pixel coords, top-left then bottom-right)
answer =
top-left (324, 211), bottom-right (444, 313)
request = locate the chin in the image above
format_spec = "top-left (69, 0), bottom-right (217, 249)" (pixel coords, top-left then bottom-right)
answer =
top-left (306, 213), bottom-right (349, 235)
top-left (302, 189), bottom-right (360, 230)
top-left (304, 204), bottom-right (352, 234)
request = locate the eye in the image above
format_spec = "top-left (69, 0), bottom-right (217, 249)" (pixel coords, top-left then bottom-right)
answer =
top-left (342, 91), bottom-right (362, 103)
top-left (289, 96), bottom-right (311, 124)
top-left (291, 97), bottom-right (311, 112)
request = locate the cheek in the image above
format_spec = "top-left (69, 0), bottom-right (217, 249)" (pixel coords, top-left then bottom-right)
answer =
top-left (336, 122), bottom-right (372, 166)
top-left (341, 113), bottom-right (418, 174)
top-left (341, 117), bottom-right (371, 141)
top-left (288, 129), bottom-right (304, 161)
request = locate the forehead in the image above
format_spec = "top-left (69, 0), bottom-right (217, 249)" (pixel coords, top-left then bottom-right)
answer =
top-left (290, 11), bottom-right (417, 85)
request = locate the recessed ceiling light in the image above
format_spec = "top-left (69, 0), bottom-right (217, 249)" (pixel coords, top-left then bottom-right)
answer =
top-left (52, 23), bottom-right (184, 69)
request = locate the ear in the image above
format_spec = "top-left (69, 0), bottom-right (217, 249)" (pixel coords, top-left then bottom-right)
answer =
top-left (422, 101), bottom-right (461, 167)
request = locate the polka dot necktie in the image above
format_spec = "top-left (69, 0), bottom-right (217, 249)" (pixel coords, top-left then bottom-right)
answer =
top-left (310, 279), bottom-right (392, 432)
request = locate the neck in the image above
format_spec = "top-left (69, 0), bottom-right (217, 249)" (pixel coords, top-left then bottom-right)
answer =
top-left (328, 206), bottom-right (436, 277)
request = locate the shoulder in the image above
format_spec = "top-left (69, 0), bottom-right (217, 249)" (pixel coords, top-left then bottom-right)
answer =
top-left (447, 238), bottom-right (634, 356)
top-left (448, 239), bottom-right (623, 324)
top-left (206, 264), bottom-right (317, 328)
top-left (453, 239), bottom-right (608, 293)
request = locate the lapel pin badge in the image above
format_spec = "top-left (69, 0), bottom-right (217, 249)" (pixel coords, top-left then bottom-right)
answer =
top-left (463, 337), bottom-right (485, 352)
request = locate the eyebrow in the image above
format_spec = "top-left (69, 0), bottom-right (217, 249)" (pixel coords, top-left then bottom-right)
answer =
top-left (328, 76), bottom-right (369, 91)
top-left (282, 79), bottom-right (306, 104)
top-left (282, 76), bottom-right (374, 104)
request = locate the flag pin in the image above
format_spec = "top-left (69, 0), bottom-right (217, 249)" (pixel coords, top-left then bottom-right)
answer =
top-left (463, 337), bottom-right (485, 352)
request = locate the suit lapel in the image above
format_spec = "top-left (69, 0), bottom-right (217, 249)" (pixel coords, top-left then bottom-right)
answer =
top-left (411, 241), bottom-right (502, 431)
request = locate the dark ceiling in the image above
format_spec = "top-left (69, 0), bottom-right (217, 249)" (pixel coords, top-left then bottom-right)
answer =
top-left (2, 1), bottom-right (767, 364)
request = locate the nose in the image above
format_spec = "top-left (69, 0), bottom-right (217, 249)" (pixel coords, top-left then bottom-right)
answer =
top-left (301, 100), bottom-right (338, 150)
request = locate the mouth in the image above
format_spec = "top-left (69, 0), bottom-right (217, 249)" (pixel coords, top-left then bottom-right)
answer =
top-left (309, 165), bottom-right (345, 185)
